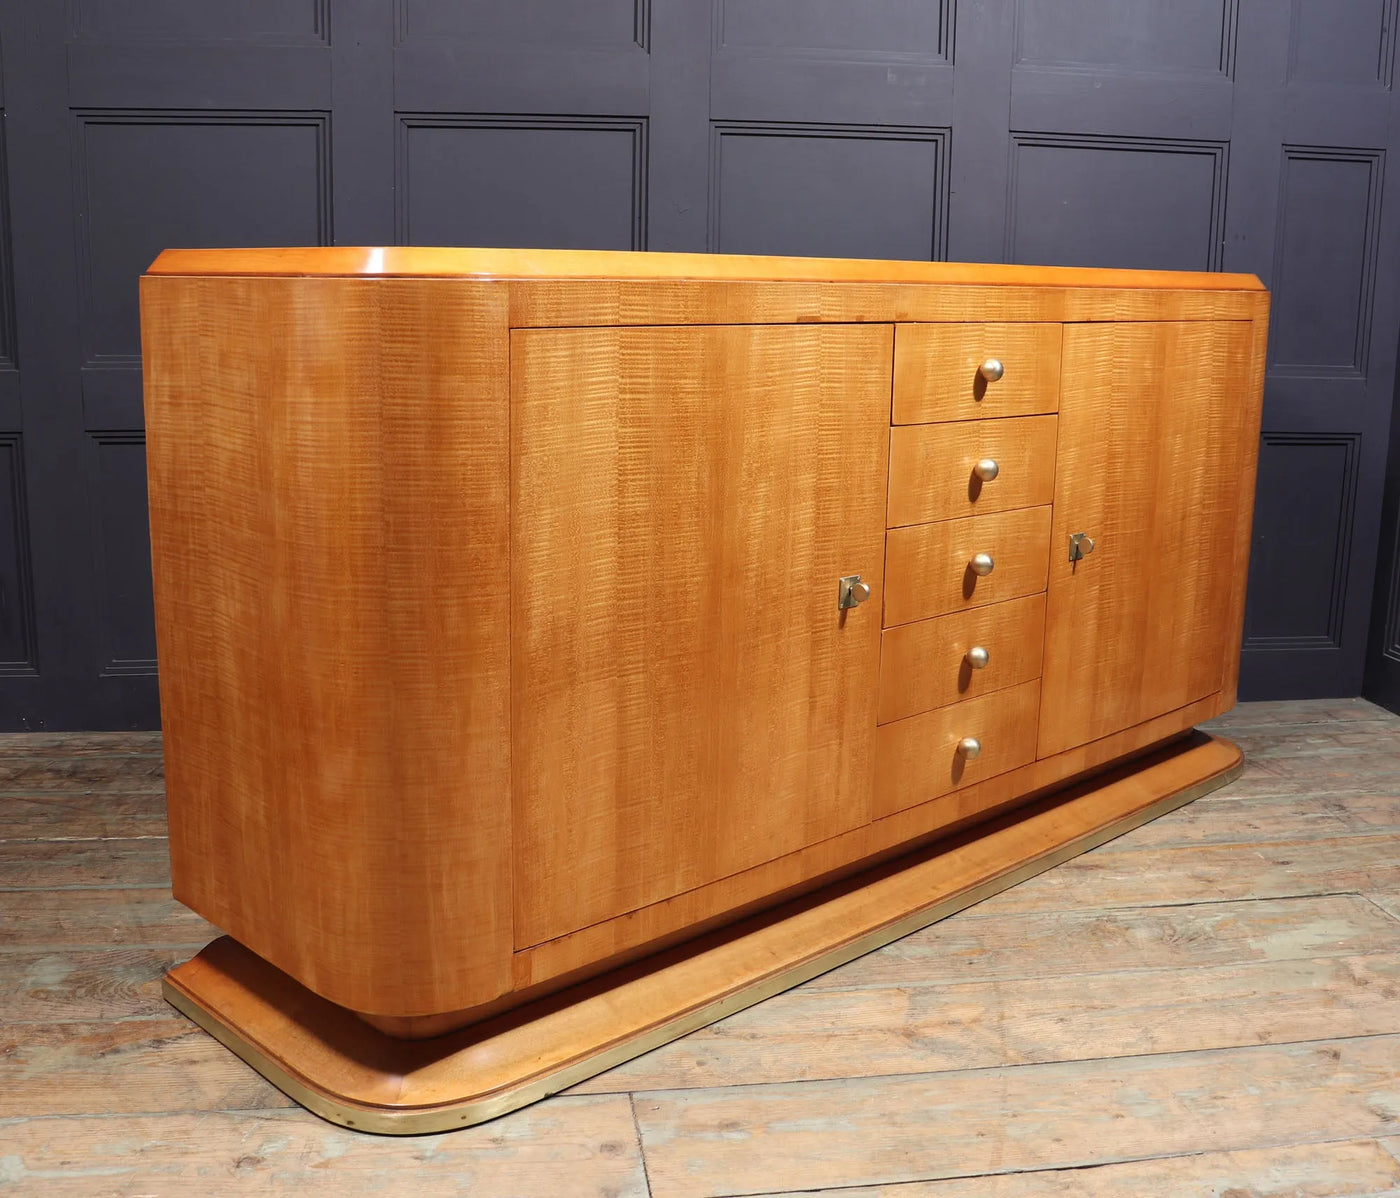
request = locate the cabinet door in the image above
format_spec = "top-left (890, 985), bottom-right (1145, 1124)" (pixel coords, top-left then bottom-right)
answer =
top-left (1038, 322), bottom-right (1254, 758)
top-left (511, 324), bottom-right (891, 948)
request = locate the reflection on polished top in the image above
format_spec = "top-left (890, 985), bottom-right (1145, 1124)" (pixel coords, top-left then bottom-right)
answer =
top-left (146, 245), bottom-right (1267, 290)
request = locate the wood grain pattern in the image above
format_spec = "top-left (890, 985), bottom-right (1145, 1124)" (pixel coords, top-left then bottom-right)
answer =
top-left (878, 593), bottom-right (1045, 725)
top-left (794, 893), bottom-right (1400, 992)
top-left (511, 324), bottom-right (891, 948)
top-left (577, 952), bottom-right (1400, 1093)
top-left (142, 276), bottom-right (512, 1018)
top-left (874, 681), bottom-right (1042, 818)
top-left (0, 1016), bottom-right (292, 1117)
top-left (9, 702), bottom-right (1400, 1192)
top-left (888, 416), bottom-right (1058, 527)
top-left (141, 253), bottom-right (1266, 1045)
top-left (0, 1102), bottom-right (651, 1198)
top-left (1218, 296), bottom-right (1271, 707)
top-left (516, 695), bottom-right (1224, 990)
top-left (631, 1036), bottom-right (1400, 1197)
top-left (0, 887), bottom-right (214, 948)
top-left (749, 1141), bottom-right (1400, 1197)
top-left (160, 734), bottom-right (1241, 1133)
top-left (884, 507), bottom-right (1052, 627)
top-left (1038, 321), bottom-right (1256, 758)
top-left (972, 832), bottom-right (1400, 917)
top-left (893, 322), bottom-right (1062, 424)
top-left (147, 246), bottom-right (1265, 291)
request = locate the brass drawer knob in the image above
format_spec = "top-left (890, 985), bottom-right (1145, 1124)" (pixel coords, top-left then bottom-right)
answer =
top-left (958, 736), bottom-right (982, 760)
top-left (969, 552), bottom-right (995, 577)
top-left (965, 645), bottom-right (990, 670)
top-left (973, 458), bottom-right (1000, 482)
top-left (979, 358), bottom-right (1005, 383)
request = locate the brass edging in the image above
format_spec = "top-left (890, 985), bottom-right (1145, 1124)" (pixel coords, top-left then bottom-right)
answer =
top-left (162, 745), bottom-right (1242, 1136)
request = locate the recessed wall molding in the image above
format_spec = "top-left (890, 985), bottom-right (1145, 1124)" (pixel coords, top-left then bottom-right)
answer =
top-left (1287, 0), bottom-right (1398, 88)
top-left (395, 115), bottom-right (648, 251)
top-left (1269, 145), bottom-right (1384, 378)
top-left (1006, 133), bottom-right (1228, 271)
top-left (715, 0), bottom-right (953, 63)
top-left (67, 0), bottom-right (330, 47)
top-left (1013, 0), bottom-right (1238, 78)
top-left (71, 110), bottom-right (332, 369)
top-left (0, 433), bottom-right (36, 676)
top-left (709, 121), bottom-right (950, 260)
top-left (89, 431), bottom-right (156, 678)
top-left (1244, 432), bottom-right (1361, 653)
top-left (394, 0), bottom-right (650, 51)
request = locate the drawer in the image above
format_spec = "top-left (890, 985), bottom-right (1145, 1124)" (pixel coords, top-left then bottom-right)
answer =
top-left (893, 323), bottom-right (1062, 424)
top-left (885, 506), bottom-right (1051, 627)
top-left (888, 415), bottom-right (1057, 527)
top-left (874, 679), bottom-right (1041, 818)
top-left (878, 593), bottom-right (1045, 725)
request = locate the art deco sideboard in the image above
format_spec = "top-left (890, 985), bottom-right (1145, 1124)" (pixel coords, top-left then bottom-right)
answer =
top-left (140, 248), bottom-right (1267, 1132)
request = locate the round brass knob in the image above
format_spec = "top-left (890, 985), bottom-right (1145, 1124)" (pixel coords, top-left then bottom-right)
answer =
top-left (969, 552), bottom-right (995, 577)
top-left (979, 358), bottom-right (1005, 383)
top-left (965, 646), bottom-right (990, 670)
top-left (958, 736), bottom-right (982, 760)
top-left (973, 458), bottom-right (1000, 482)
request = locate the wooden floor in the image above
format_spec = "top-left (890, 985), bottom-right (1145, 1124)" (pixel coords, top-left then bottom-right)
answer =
top-left (5, 701), bottom-right (1400, 1195)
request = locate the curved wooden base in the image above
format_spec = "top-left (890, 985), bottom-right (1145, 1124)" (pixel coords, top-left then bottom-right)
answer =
top-left (163, 730), bottom-right (1241, 1135)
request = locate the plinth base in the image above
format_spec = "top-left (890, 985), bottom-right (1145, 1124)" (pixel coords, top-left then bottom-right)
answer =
top-left (164, 730), bottom-right (1241, 1135)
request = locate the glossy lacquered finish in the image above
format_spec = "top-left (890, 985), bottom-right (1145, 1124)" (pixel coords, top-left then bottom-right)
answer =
top-left (142, 249), bottom-right (1267, 1109)
top-left (162, 731), bottom-right (1244, 1134)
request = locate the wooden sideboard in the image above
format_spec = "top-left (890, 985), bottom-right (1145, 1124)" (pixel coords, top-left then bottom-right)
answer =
top-left (141, 248), bottom-right (1267, 1131)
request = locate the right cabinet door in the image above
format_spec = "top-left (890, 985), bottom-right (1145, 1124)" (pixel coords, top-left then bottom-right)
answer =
top-left (1038, 321), bottom-right (1255, 758)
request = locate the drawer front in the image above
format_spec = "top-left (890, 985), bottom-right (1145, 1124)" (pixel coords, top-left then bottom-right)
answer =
top-left (885, 506), bottom-right (1051, 627)
top-left (878, 593), bottom-right (1045, 725)
top-left (893, 323), bottom-right (1062, 424)
top-left (888, 415), bottom-right (1058, 527)
top-left (874, 679), bottom-right (1041, 818)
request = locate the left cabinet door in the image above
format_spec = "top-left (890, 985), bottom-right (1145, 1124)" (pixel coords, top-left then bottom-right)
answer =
top-left (512, 324), bottom-right (892, 948)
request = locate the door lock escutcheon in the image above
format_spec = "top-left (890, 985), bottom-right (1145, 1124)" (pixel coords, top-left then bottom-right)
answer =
top-left (838, 574), bottom-right (872, 610)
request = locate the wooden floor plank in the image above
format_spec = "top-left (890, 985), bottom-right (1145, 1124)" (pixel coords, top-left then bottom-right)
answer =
top-left (0, 754), bottom-right (165, 794)
top-left (0, 1099), bottom-right (651, 1197)
top-left (750, 1140), bottom-right (1400, 1197)
top-left (1116, 789), bottom-right (1400, 848)
top-left (1204, 699), bottom-right (1389, 729)
top-left (630, 1035), bottom-right (1400, 1198)
top-left (2, 946), bottom-right (187, 1022)
top-left (966, 832), bottom-right (1400, 917)
top-left (1367, 893), bottom-right (1400, 923)
top-left (794, 894), bottom-right (1400, 993)
top-left (0, 1017), bottom-right (292, 1117)
top-left (0, 837), bottom-right (171, 890)
top-left (0, 791), bottom-right (169, 841)
top-left (1383, 1137), bottom-right (1400, 1166)
top-left (0, 887), bottom-right (212, 949)
top-left (576, 952), bottom-right (1400, 1093)
top-left (0, 731), bottom-right (162, 755)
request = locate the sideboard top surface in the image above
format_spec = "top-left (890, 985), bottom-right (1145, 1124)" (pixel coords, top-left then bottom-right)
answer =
top-left (146, 246), bottom-right (1265, 292)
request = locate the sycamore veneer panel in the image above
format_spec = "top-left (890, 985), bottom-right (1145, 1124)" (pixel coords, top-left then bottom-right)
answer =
top-left (878, 593), bottom-right (1046, 725)
top-left (140, 251), bottom-right (1268, 1093)
top-left (893, 322), bottom-right (1062, 424)
top-left (888, 415), bottom-right (1059, 527)
top-left (1039, 321), bottom-right (1258, 759)
top-left (885, 507), bottom-right (1053, 627)
top-left (141, 276), bottom-right (512, 1018)
top-left (510, 323), bottom-right (892, 948)
top-left (875, 679), bottom-right (1042, 818)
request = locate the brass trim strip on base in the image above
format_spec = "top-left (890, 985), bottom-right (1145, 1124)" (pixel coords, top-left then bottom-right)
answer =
top-left (163, 734), bottom-right (1242, 1135)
